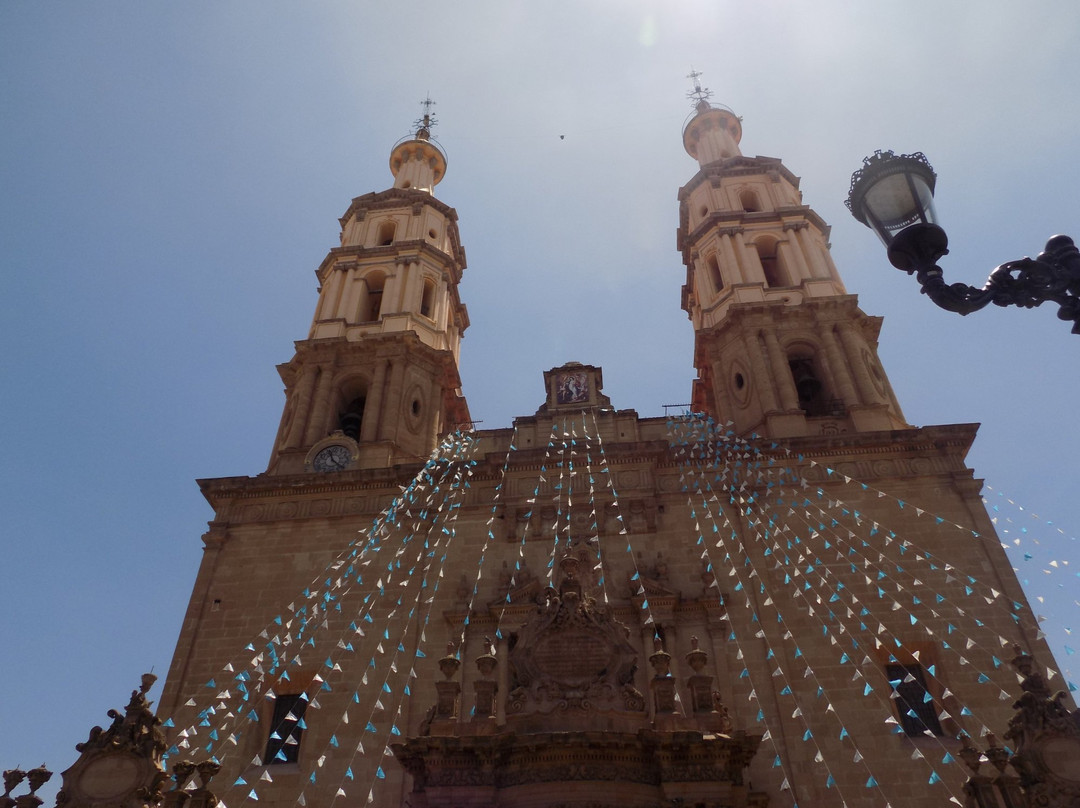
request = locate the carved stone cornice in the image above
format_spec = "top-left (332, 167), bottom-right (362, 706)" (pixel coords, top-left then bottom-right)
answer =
top-left (338, 187), bottom-right (459, 225)
top-left (392, 728), bottom-right (765, 801)
top-left (316, 239), bottom-right (464, 283)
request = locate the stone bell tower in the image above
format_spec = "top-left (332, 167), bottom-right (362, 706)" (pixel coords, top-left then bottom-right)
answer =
top-left (267, 102), bottom-right (470, 475)
top-left (677, 79), bottom-right (907, 439)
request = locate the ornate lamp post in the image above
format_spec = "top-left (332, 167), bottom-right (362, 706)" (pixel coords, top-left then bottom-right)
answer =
top-left (846, 150), bottom-right (1080, 333)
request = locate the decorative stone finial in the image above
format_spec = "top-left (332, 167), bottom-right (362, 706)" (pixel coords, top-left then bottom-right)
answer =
top-left (23, 769), bottom-right (50, 796)
top-left (649, 638), bottom-right (671, 678)
top-left (171, 760), bottom-right (196, 791)
top-left (161, 759), bottom-right (220, 808)
top-left (983, 734), bottom-right (1010, 773)
top-left (2, 770), bottom-right (27, 799)
top-left (557, 553), bottom-right (584, 600)
top-left (0, 766), bottom-right (51, 808)
top-left (685, 636), bottom-right (709, 673)
top-left (957, 735), bottom-right (983, 774)
top-left (194, 760), bottom-right (220, 789)
top-left (438, 641), bottom-right (461, 680)
top-left (476, 637), bottom-right (497, 677)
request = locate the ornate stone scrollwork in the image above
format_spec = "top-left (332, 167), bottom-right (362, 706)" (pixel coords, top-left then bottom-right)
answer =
top-left (961, 645), bottom-right (1080, 808)
top-left (506, 552), bottom-right (644, 718)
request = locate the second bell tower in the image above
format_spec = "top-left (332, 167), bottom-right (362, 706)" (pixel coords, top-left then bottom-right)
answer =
top-left (268, 109), bottom-right (470, 474)
top-left (678, 84), bottom-right (907, 439)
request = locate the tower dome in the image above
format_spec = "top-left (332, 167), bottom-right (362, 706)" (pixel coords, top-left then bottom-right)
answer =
top-left (389, 102), bottom-right (447, 193)
top-left (682, 99), bottom-right (742, 167)
top-left (681, 71), bottom-right (742, 166)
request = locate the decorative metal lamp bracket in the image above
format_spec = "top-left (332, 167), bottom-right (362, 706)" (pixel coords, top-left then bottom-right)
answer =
top-left (912, 234), bottom-right (1080, 333)
top-left (847, 150), bottom-right (1080, 334)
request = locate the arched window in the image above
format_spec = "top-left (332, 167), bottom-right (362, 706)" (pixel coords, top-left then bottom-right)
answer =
top-left (376, 220), bottom-right (396, 246)
top-left (740, 188), bottom-right (762, 212)
top-left (788, 354), bottom-right (832, 416)
top-left (339, 396), bottom-right (365, 440)
top-left (706, 254), bottom-right (724, 294)
top-left (755, 239), bottom-right (787, 288)
top-left (420, 278), bottom-right (436, 319)
top-left (362, 273), bottom-right (385, 322)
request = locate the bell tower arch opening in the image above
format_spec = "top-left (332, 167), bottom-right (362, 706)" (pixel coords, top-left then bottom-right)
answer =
top-left (705, 253), bottom-right (724, 295)
top-left (336, 377), bottom-right (369, 442)
top-left (754, 236), bottom-right (788, 288)
top-left (361, 271), bottom-right (386, 322)
top-left (740, 187), bottom-right (762, 212)
top-left (786, 350), bottom-right (830, 416)
top-left (420, 276), bottom-right (437, 319)
top-left (376, 220), bottom-right (397, 246)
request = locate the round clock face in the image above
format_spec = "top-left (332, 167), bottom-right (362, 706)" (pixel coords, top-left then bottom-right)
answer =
top-left (313, 444), bottom-right (352, 472)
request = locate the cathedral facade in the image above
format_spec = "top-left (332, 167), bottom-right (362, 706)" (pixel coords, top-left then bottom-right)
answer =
top-left (108, 98), bottom-right (1067, 808)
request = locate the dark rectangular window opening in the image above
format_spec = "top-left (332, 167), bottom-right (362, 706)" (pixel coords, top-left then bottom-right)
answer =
top-left (265, 693), bottom-right (307, 764)
top-left (886, 663), bottom-right (943, 737)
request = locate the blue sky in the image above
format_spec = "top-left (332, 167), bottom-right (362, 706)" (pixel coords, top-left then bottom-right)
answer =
top-left (2, 2), bottom-right (1078, 797)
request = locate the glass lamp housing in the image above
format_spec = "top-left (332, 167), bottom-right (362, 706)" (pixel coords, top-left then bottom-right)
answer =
top-left (847, 151), bottom-right (947, 271)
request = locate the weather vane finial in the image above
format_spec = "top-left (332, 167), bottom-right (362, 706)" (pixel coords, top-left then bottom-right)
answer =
top-left (686, 68), bottom-right (712, 109)
top-left (414, 94), bottom-right (438, 140)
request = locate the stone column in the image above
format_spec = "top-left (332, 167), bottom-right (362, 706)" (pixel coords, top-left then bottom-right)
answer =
top-left (762, 331), bottom-right (799, 411)
top-left (648, 638), bottom-right (678, 715)
top-left (782, 224), bottom-right (812, 281)
top-left (472, 639), bottom-right (498, 719)
top-left (434, 644), bottom-right (462, 720)
top-left (776, 239), bottom-right (804, 286)
top-left (284, 365), bottom-right (318, 449)
top-left (684, 636), bottom-right (715, 714)
top-left (496, 633), bottom-right (509, 727)
top-left (705, 617), bottom-right (736, 724)
top-left (820, 325), bottom-right (858, 406)
top-left (303, 366), bottom-right (335, 446)
top-left (360, 360), bottom-right (388, 443)
top-left (639, 625), bottom-right (656, 721)
top-left (745, 332), bottom-right (779, 413)
top-left (399, 260), bottom-right (421, 315)
top-left (315, 268), bottom-right (345, 322)
top-left (382, 357), bottom-right (407, 444)
top-left (340, 273), bottom-right (365, 322)
top-left (719, 233), bottom-right (744, 284)
top-left (733, 234), bottom-right (760, 284)
top-left (797, 226), bottom-right (828, 279)
top-left (427, 375), bottom-right (443, 446)
top-left (837, 323), bottom-right (881, 404)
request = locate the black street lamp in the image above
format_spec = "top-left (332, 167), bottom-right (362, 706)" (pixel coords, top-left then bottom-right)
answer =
top-left (846, 150), bottom-right (1080, 333)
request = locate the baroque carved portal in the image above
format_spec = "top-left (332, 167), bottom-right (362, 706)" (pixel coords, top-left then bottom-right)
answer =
top-left (507, 552), bottom-right (645, 720)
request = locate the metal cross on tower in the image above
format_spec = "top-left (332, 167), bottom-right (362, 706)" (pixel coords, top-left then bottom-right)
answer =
top-left (414, 94), bottom-right (438, 136)
top-left (686, 68), bottom-right (712, 107)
